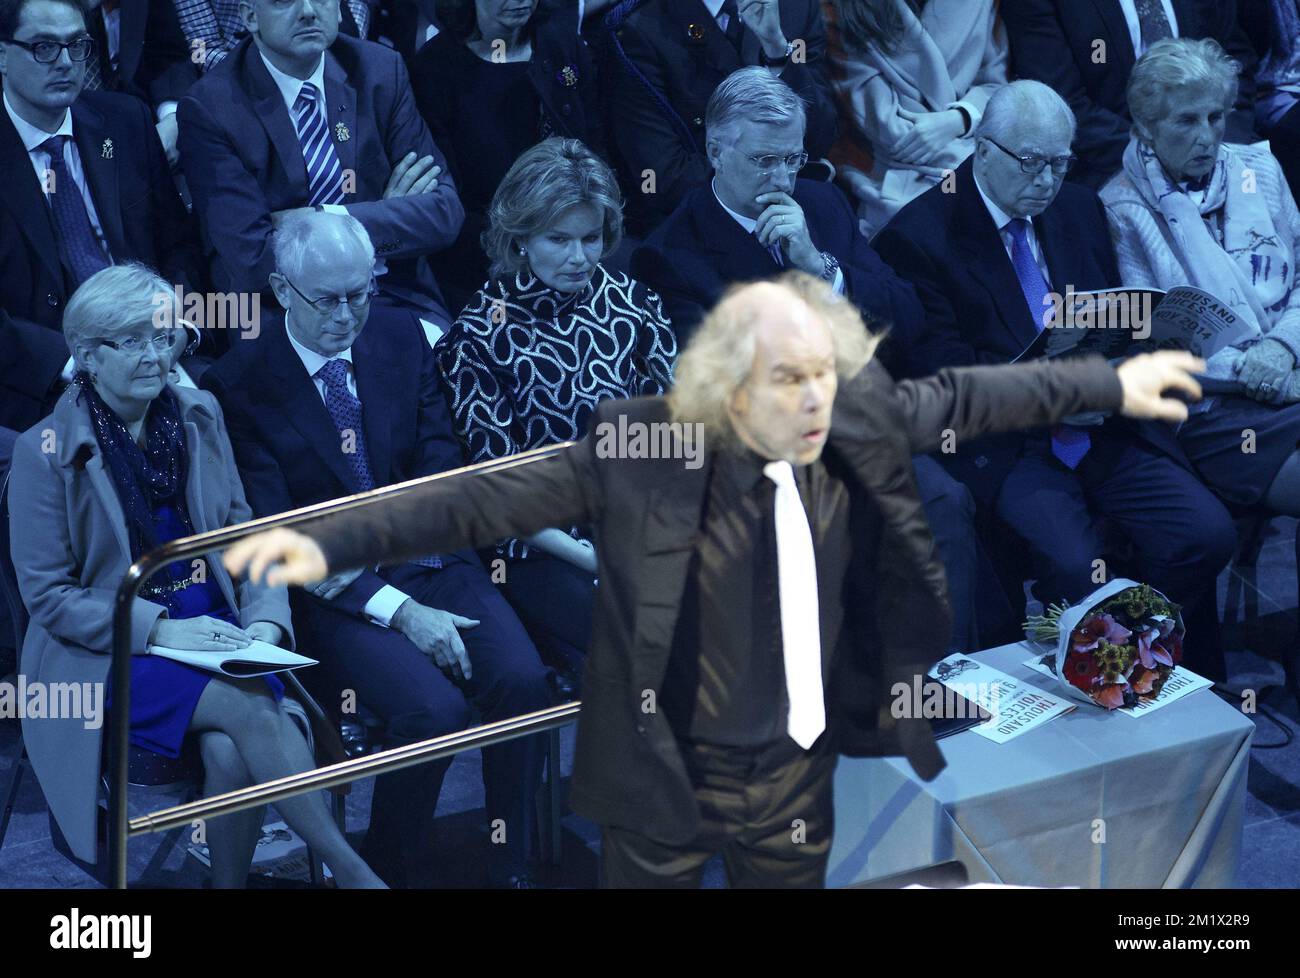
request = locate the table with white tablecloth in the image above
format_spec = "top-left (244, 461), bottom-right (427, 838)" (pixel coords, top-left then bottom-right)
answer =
top-left (827, 642), bottom-right (1254, 888)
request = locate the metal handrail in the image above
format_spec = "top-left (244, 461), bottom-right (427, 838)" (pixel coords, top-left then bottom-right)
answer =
top-left (109, 442), bottom-right (573, 888)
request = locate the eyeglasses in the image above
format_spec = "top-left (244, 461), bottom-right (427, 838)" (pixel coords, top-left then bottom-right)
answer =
top-left (283, 275), bottom-right (377, 315)
top-left (983, 137), bottom-right (1075, 176)
top-left (3, 35), bottom-right (95, 63)
top-left (744, 151), bottom-right (810, 175)
top-left (99, 328), bottom-right (180, 356)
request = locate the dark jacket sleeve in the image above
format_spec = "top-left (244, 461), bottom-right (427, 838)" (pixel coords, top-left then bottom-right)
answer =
top-left (138, 0), bottom-right (200, 107)
top-left (304, 430), bottom-right (602, 574)
top-left (834, 355), bottom-right (1125, 459)
top-left (134, 95), bottom-right (204, 298)
top-left (0, 311), bottom-right (67, 430)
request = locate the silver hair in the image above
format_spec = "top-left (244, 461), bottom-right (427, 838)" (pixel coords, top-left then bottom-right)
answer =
top-left (974, 79), bottom-right (1077, 146)
top-left (272, 209), bottom-right (376, 280)
top-left (1127, 37), bottom-right (1239, 135)
top-left (62, 262), bottom-right (176, 366)
top-left (482, 137), bottom-right (624, 280)
top-left (705, 66), bottom-right (807, 144)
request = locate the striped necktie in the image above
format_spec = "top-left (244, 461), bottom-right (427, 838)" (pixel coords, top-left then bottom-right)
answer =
top-left (292, 82), bottom-right (346, 207)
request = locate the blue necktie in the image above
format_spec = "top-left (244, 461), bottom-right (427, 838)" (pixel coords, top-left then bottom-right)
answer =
top-left (292, 83), bottom-right (346, 207)
top-left (41, 136), bottom-right (111, 289)
top-left (1006, 218), bottom-right (1091, 469)
top-left (316, 359), bottom-right (442, 569)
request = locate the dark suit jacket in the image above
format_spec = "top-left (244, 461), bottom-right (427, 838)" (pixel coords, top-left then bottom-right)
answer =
top-left (177, 34), bottom-right (465, 320)
top-left (199, 306), bottom-right (467, 617)
top-left (1001, 0), bottom-right (1259, 189)
top-left (872, 157), bottom-right (1186, 506)
top-left (602, 0), bottom-right (838, 231)
top-left (296, 353), bottom-right (1125, 842)
top-left (0, 90), bottom-right (201, 432)
top-left (631, 177), bottom-right (925, 355)
top-left (92, 0), bottom-right (199, 111)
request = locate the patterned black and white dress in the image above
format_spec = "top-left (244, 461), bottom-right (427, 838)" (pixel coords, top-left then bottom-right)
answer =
top-left (437, 263), bottom-right (677, 673)
top-left (438, 263), bottom-right (677, 555)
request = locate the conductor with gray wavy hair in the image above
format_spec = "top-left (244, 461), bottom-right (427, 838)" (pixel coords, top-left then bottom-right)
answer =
top-left (225, 263), bottom-right (1210, 888)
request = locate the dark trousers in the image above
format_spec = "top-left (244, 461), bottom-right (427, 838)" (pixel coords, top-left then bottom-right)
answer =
top-left (913, 454), bottom-right (982, 653)
top-left (293, 558), bottom-right (552, 886)
top-left (1262, 102), bottom-right (1300, 201)
top-left (993, 428), bottom-right (1236, 680)
top-left (497, 552), bottom-right (595, 678)
top-left (599, 736), bottom-right (836, 888)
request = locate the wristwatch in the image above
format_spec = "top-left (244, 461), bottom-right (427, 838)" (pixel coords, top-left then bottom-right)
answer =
top-left (759, 40), bottom-right (795, 68)
top-left (819, 250), bottom-right (840, 283)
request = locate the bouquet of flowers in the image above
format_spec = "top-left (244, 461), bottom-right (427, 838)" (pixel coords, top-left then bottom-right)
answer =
top-left (1023, 578), bottom-right (1184, 710)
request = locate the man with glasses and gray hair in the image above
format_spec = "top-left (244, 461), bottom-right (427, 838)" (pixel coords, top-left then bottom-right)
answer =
top-left (873, 79), bottom-right (1238, 682)
top-left (0, 0), bottom-right (201, 444)
top-left (633, 66), bottom-right (923, 351)
top-left (200, 209), bottom-right (553, 888)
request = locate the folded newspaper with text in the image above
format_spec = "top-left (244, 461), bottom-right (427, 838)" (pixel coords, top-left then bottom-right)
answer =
top-left (1036, 284), bottom-right (1251, 364)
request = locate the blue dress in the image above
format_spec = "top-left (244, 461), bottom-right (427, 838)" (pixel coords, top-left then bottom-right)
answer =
top-left (110, 495), bottom-right (284, 758)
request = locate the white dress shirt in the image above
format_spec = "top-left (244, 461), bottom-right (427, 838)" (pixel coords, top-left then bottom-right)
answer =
top-left (285, 318), bottom-right (413, 627)
top-left (711, 179), bottom-right (846, 293)
top-left (973, 169), bottom-right (1051, 286)
top-left (1116, 0), bottom-right (1180, 58)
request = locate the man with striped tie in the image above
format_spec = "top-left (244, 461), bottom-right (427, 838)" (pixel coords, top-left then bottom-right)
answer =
top-left (177, 0), bottom-right (464, 339)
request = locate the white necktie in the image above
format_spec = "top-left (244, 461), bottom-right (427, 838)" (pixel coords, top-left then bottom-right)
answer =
top-left (763, 461), bottom-right (825, 749)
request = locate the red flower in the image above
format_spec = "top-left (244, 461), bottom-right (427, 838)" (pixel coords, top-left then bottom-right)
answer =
top-left (1130, 667), bottom-right (1157, 695)
top-left (1064, 651), bottom-right (1100, 690)
top-left (1095, 682), bottom-right (1130, 709)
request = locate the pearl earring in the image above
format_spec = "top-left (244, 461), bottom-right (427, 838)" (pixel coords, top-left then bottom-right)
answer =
top-left (519, 247), bottom-right (527, 256)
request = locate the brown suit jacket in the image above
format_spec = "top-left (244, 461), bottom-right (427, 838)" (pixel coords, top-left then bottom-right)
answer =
top-left (299, 355), bottom-right (1124, 843)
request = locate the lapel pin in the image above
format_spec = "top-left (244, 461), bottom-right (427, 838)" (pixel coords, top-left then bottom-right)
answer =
top-left (101, 138), bottom-right (113, 160)
top-left (686, 22), bottom-right (705, 41)
top-left (556, 64), bottom-right (578, 87)
top-left (334, 121), bottom-right (350, 142)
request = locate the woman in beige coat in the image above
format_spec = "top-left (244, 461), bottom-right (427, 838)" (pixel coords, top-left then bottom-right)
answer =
top-left (829, 0), bottom-right (1008, 237)
top-left (8, 264), bottom-right (382, 887)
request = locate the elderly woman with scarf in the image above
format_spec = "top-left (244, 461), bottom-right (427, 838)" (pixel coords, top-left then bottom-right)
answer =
top-left (7, 264), bottom-right (383, 887)
top-left (1101, 37), bottom-right (1300, 519)
top-left (827, 0), bottom-right (1008, 238)
top-left (437, 138), bottom-right (675, 689)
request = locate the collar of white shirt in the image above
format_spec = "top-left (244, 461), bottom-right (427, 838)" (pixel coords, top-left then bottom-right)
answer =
top-left (701, 0), bottom-right (726, 19)
top-left (972, 169), bottom-right (1020, 237)
top-left (285, 313), bottom-right (354, 385)
top-left (712, 178), bottom-right (759, 234)
top-left (258, 48), bottom-right (328, 115)
top-left (3, 90), bottom-right (72, 153)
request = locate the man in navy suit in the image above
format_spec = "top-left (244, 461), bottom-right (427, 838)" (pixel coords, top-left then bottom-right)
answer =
top-left (602, 0), bottom-right (838, 234)
top-left (1000, 0), bottom-right (1258, 189)
top-left (177, 0), bottom-right (463, 333)
top-left (0, 0), bottom-right (201, 436)
top-left (636, 67), bottom-right (1007, 653)
top-left (201, 211), bottom-right (552, 888)
top-left (873, 81), bottom-right (1236, 679)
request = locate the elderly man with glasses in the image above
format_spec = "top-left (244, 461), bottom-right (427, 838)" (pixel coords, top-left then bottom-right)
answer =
top-left (0, 0), bottom-right (202, 447)
top-left (200, 209), bottom-right (554, 888)
top-left (873, 79), bottom-right (1237, 682)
